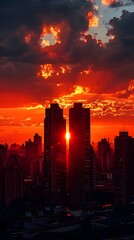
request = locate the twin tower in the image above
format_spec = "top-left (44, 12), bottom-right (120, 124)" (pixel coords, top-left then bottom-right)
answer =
top-left (44, 103), bottom-right (93, 207)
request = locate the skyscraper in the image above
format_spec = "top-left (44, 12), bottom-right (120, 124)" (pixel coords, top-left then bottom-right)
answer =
top-left (97, 138), bottom-right (113, 171)
top-left (44, 103), bottom-right (66, 207)
top-left (69, 103), bottom-right (91, 206)
top-left (96, 138), bottom-right (113, 184)
top-left (25, 139), bottom-right (38, 177)
top-left (0, 144), bottom-right (8, 169)
top-left (114, 132), bottom-right (134, 206)
top-left (34, 133), bottom-right (42, 156)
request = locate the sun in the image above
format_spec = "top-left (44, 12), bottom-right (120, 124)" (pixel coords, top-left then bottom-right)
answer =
top-left (66, 132), bottom-right (70, 140)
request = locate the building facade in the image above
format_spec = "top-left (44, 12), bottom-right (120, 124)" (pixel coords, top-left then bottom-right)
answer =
top-left (69, 103), bottom-right (92, 206)
top-left (34, 133), bottom-right (42, 156)
top-left (97, 138), bottom-right (113, 171)
top-left (44, 103), bottom-right (66, 207)
top-left (114, 132), bottom-right (134, 205)
top-left (96, 138), bottom-right (113, 184)
top-left (0, 144), bottom-right (8, 169)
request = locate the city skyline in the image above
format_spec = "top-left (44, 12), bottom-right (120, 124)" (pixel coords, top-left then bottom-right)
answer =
top-left (0, 102), bottom-right (133, 209)
top-left (0, 0), bottom-right (134, 144)
top-left (0, 101), bottom-right (134, 239)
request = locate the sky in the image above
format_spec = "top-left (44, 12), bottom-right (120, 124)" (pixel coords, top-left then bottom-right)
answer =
top-left (0, 0), bottom-right (134, 144)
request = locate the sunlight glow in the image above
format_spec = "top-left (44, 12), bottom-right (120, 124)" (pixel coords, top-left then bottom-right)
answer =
top-left (66, 132), bottom-right (70, 140)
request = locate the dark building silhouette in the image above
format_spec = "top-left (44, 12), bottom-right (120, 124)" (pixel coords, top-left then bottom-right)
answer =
top-left (25, 139), bottom-right (36, 176)
top-left (114, 132), bottom-right (134, 206)
top-left (34, 133), bottom-right (42, 156)
top-left (97, 138), bottom-right (113, 171)
top-left (89, 145), bottom-right (96, 193)
top-left (0, 167), bottom-right (24, 207)
top-left (8, 154), bottom-right (19, 168)
top-left (33, 133), bottom-right (43, 176)
top-left (25, 135), bottom-right (42, 177)
top-left (44, 103), bottom-right (66, 207)
top-left (96, 138), bottom-right (113, 184)
top-left (69, 103), bottom-right (92, 206)
top-left (0, 144), bottom-right (8, 169)
top-left (9, 143), bottom-right (20, 155)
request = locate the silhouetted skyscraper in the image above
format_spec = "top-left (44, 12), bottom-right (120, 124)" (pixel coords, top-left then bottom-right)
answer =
top-left (44, 103), bottom-right (66, 207)
top-left (96, 138), bottom-right (113, 184)
top-left (34, 133), bottom-right (42, 156)
top-left (25, 139), bottom-right (37, 176)
top-left (97, 138), bottom-right (113, 171)
top-left (114, 132), bottom-right (134, 206)
top-left (69, 103), bottom-right (91, 206)
top-left (0, 144), bottom-right (8, 169)
top-left (25, 134), bottom-right (42, 177)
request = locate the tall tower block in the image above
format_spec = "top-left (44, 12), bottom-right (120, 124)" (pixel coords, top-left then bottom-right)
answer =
top-left (114, 132), bottom-right (134, 206)
top-left (44, 103), bottom-right (66, 207)
top-left (69, 103), bottom-right (91, 206)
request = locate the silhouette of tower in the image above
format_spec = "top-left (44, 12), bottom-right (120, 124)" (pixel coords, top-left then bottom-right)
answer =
top-left (114, 132), bottom-right (134, 206)
top-left (44, 103), bottom-right (66, 207)
top-left (69, 103), bottom-right (91, 206)
top-left (25, 139), bottom-right (38, 176)
top-left (96, 138), bottom-right (113, 184)
top-left (0, 144), bottom-right (8, 169)
top-left (34, 133), bottom-right (42, 156)
top-left (97, 138), bottom-right (112, 171)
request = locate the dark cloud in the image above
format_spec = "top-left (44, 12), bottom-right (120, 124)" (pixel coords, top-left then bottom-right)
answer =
top-left (110, 1), bottom-right (125, 8)
top-left (105, 11), bottom-right (134, 72)
top-left (84, 10), bottom-right (134, 93)
top-left (0, 0), bottom-right (93, 58)
top-left (108, 10), bottom-right (134, 45)
top-left (0, 0), bottom-right (95, 106)
top-left (0, 0), bottom-right (96, 72)
top-left (0, 1), bottom-right (134, 106)
top-left (110, 0), bottom-right (134, 8)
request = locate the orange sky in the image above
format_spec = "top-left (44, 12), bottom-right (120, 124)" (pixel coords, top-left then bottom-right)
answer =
top-left (0, 104), bottom-right (133, 145)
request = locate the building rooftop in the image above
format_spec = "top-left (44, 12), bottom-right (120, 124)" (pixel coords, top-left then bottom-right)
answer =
top-left (119, 132), bottom-right (129, 137)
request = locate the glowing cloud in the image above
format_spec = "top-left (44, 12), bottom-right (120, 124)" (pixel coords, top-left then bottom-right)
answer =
top-left (101, 0), bottom-right (116, 6)
top-left (37, 64), bottom-right (71, 79)
top-left (40, 25), bottom-right (61, 47)
top-left (88, 12), bottom-right (99, 28)
top-left (37, 64), bottom-right (54, 79)
top-left (110, 35), bottom-right (116, 40)
top-left (53, 85), bottom-right (90, 109)
top-left (80, 68), bottom-right (92, 75)
top-left (80, 32), bottom-right (88, 43)
top-left (22, 104), bottom-right (45, 110)
top-left (55, 65), bottom-right (71, 76)
top-left (128, 80), bottom-right (134, 91)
